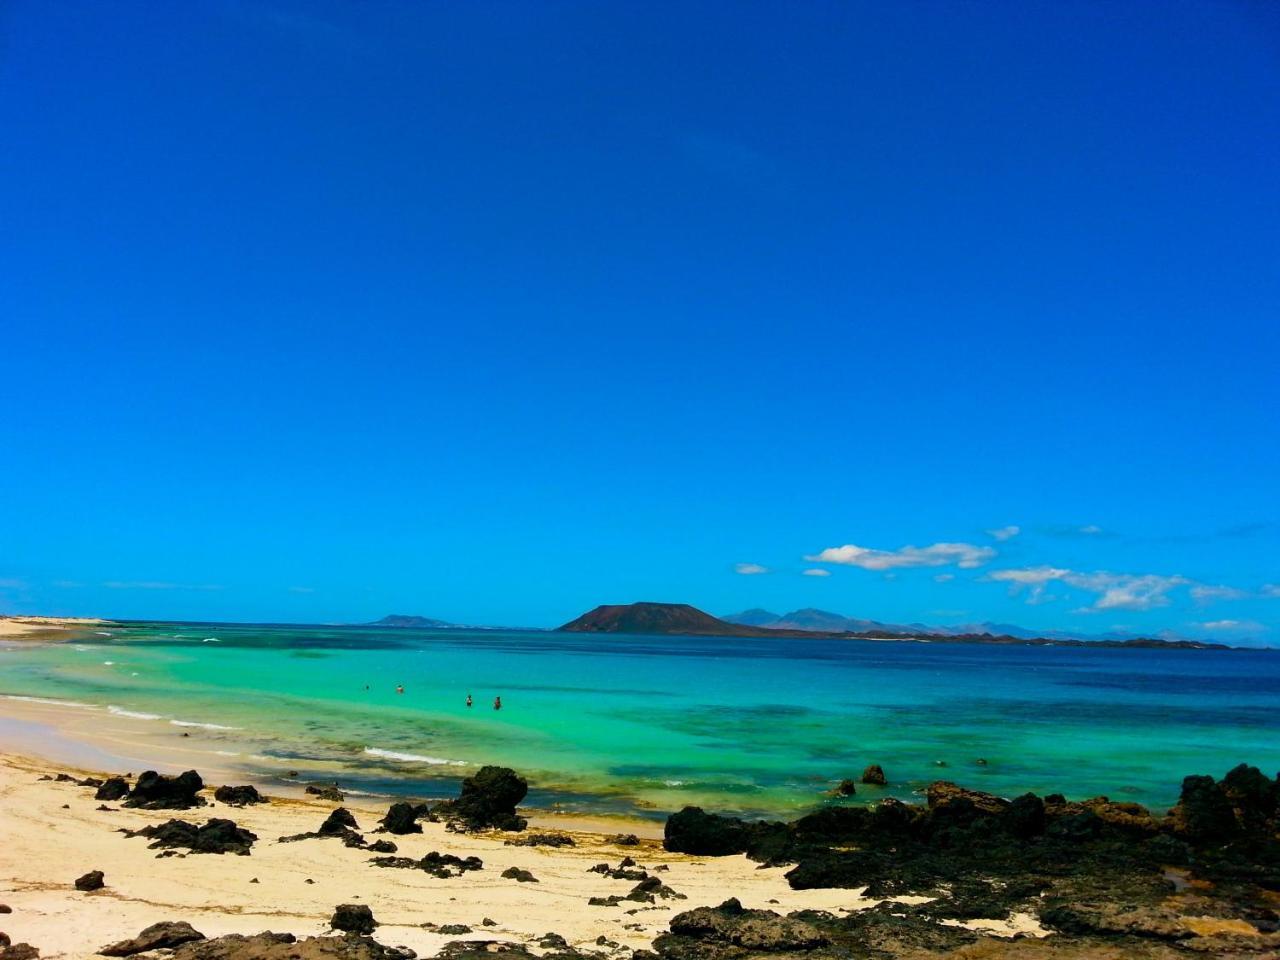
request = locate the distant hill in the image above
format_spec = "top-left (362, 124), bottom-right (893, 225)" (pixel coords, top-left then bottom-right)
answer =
top-left (370, 614), bottom-right (459, 629)
top-left (723, 608), bottom-right (785, 627)
top-left (562, 602), bottom-right (1230, 649)
top-left (558, 602), bottom-right (827, 638)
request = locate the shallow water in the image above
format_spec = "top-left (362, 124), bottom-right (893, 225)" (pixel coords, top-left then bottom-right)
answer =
top-left (2, 622), bottom-right (1277, 818)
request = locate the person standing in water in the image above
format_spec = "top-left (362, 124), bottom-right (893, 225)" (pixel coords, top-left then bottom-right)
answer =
top-left (396, 684), bottom-right (404, 695)
top-left (465, 694), bottom-right (473, 708)
top-left (493, 695), bottom-right (502, 711)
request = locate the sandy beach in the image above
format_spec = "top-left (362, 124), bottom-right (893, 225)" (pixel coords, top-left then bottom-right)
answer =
top-left (0, 618), bottom-right (107, 641)
top-left (0, 746), bottom-right (1041, 960)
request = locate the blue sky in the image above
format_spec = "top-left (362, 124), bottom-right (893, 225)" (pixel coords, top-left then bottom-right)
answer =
top-left (1, 2), bottom-right (1278, 642)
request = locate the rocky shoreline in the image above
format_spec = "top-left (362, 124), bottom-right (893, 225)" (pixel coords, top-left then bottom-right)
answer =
top-left (2, 757), bottom-right (1277, 959)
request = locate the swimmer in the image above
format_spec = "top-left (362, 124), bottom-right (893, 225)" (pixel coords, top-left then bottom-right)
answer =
top-left (493, 695), bottom-right (502, 711)
top-left (396, 684), bottom-right (404, 695)
top-left (465, 694), bottom-right (473, 707)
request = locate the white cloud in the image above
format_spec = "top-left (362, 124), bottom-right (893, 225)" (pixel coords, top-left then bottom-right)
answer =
top-left (934, 573), bottom-right (955, 582)
top-left (734, 563), bottom-right (769, 576)
top-left (987, 525), bottom-right (1020, 542)
top-left (1079, 524), bottom-right (1104, 535)
top-left (805, 541), bottom-right (996, 571)
top-left (988, 566), bottom-right (1189, 612)
top-left (103, 581), bottom-right (222, 591)
top-left (0, 578), bottom-right (27, 590)
top-left (802, 568), bottom-right (830, 577)
top-left (1189, 584), bottom-right (1247, 604)
top-left (1261, 584), bottom-right (1280, 599)
top-left (1198, 619), bottom-right (1265, 632)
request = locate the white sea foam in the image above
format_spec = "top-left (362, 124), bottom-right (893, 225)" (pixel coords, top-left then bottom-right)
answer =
top-left (73, 645), bottom-right (89, 651)
top-left (107, 705), bottom-right (162, 720)
top-left (202, 638), bottom-right (220, 643)
top-left (5, 695), bottom-right (97, 709)
top-left (171, 719), bottom-right (237, 731)
top-left (214, 750), bottom-right (240, 757)
top-left (102, 661), bottom-right (115, 666)
top-left (363, 747), bottom-right (466, 766)
top-left (664, 779), bottom-right (686, 787)
top-left (95, 631), bottom-right (112, 636)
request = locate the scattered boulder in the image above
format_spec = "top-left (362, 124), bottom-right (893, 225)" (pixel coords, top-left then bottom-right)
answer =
top-left (437, 925), bottom-right (472, 935)
top-left (435, 766), bottom-right (528, 832)
top-left (99, 922), bottom-right (206, 956)
top-left (501, 867), bottom-right (538, 883)
top-left (320, 808), bottom-right (360, 834)
top-left (380, 802), bottom-right (424, 835)
top-left (832, 780), bottom-right (857, 797)
top-left (0, 944), bottom-right (39, 960)
top-left (627, 876), bottom-right (685, 903)
top-left (305, 784), bottom-right (345, 802)
top-left (607, 833), bottom-right (640, 846)
top-left (860, 764), bottom-right (887, 786)
top-left (331, 904), bottom-right (377, 936)
top-left (371, 852), bottom-right (482, 878)
top-left (367, 839), bottom-right (398, 854)
top-left (74, 870), bottom-right (104, 891)
top-left (504, 833), bottom-right (574, 847)
top-left (213, 785), bottom-right (264, 807)
top-left (279, 808), bottom-right (366, 848)
top-left (124, 819), bottom-right (257, 855)
top-left (124, 770), bottom-right (206, 810)
top-left (95, 778), bottom-right (130, 801)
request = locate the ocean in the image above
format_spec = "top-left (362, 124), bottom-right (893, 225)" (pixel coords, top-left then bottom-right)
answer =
top-left (2, 621), bottom-right (1277, 819)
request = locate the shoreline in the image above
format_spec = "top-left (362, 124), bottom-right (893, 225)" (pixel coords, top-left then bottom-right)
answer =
top-left (0, 694), bottom-right (661, 837)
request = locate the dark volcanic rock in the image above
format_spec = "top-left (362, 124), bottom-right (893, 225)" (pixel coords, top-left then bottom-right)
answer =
top-left (860, 764), bottom-right (887, 786)
top-left (367, 839), bottom-right (397, 854)
top-left (505, 833), bottom-right (575, 848)
top-left (370, 851), bottom-right (482, 878)
top-left (305, 784), bottom-right (345, 802)
top-left (657, 898), bottom-right (828, 953)
top-left (331, 904), bottom-right (377, 935)
top-left (99, 921), bottom-right (206, 956)
top-left (437, 924), bottom-right (472, 935)
top-left (74, 870), bottom-right (104, 891)
top-left (435, 766), bottom-right (528, 832)
top-left (501, 867), bottom-right (538, 883)
top-left (280, 808), bottom-right (366, 847)
top-left (1168, 774), bottom-right (1240, 841)
top-left (125, 818), bottom-right (257, 855)
top-left (321, 808), bottom-right (360, 834)
top-left (832, 780), bottom-right (857, 797)
top-left (167, 932), bottom-right (416, 960)
top-left (1, 945), bottom-right (39, 960)
top-left (124, 770), bottom-right (206, 810)
top-left (213, 785), bottom-right (264, 807)
top-left (664, 806), bottom-right (788, 859)
top-left (94, 777), bottom-right (130, 802)
top-left (607, 833), bottom-right (641, 846)
top-left (380, 801), bottom-right (424, 835)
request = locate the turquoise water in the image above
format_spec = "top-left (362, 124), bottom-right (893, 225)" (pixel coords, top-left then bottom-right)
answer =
top-left (2, 621), bottom-right (1277, 819)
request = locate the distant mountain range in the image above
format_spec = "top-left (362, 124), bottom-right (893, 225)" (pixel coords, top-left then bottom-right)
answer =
top-left (721, 607), bottom-right (1195, 644)
top-left (560, 602), bottom-right (1229, 649)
